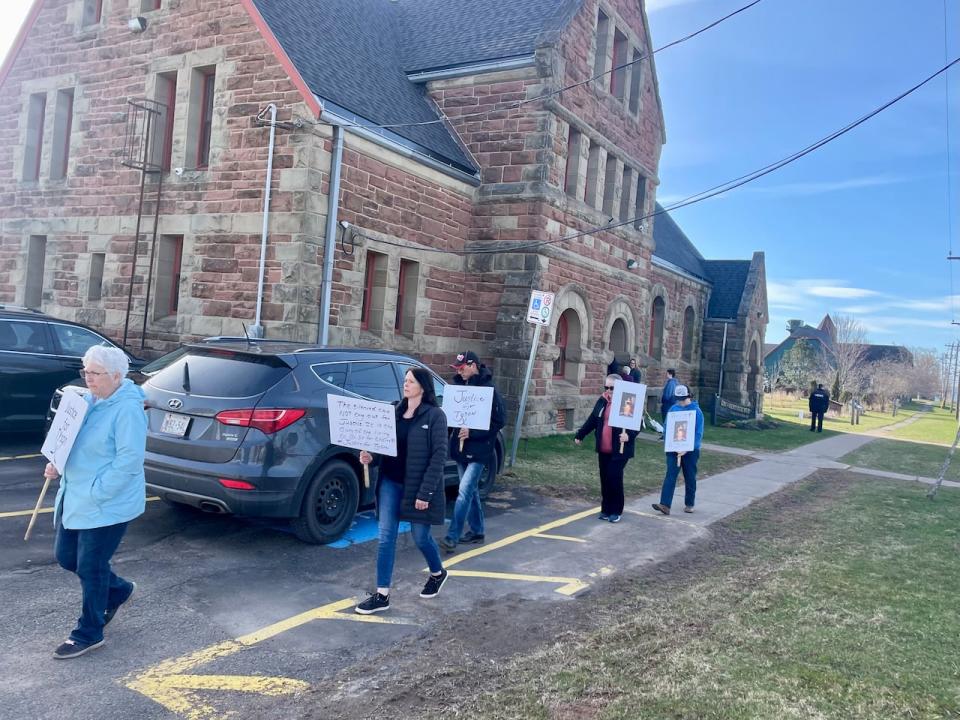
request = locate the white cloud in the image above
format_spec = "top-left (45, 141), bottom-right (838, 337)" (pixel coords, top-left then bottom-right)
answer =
top-left (745, 174), bottom-right (908, 197)
top-left (807, 286), bottom-right (881, 299)
top-left (646, 0), bottom-right (705, 12)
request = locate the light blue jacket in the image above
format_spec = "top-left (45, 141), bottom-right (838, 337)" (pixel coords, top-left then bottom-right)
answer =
top-left (54, 379), bottom-right (147, 530)
top-left (667, 400), bottom-right (705, 450)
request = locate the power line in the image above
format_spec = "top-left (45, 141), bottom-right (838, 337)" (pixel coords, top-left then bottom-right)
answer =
top-left (944, 0), bottom-right (957, 324)
top-left (322, 0), bottom-right (765, 131)
top-left (351, 56), bottom-right (960, 257)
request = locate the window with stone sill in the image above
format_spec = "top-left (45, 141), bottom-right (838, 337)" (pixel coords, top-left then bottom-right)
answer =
top-left (592, 9), bottom-right (610, 81)
top-left (153, 71), bottom-right (177, 171)
top-left (394, 259), bottom-right (418, 338)
top-left (88, 252), bottom-right (105, 301)
top-left (552, 309), bottom-right (583, 384)
top-left (140, 0), bottom-right (162, 11)
top-left (681, 306), bottom-right (696, 362)
top-left (153, 235), bottom-right (183, 320)
top-left (50, 89), bottom-right (74, 180)
top-left (25, 235), bottom-right (47, 309)
top-left (22, 93), bottom-right (46, 182)
top-left (186, 65), bottom-right (217, 170)
top-left (82, 0), bottom-right (103, 27)
top-left (649, 296), bottom-right (665, 361)
top-left (563, 127), bottom-right (582, 196)
top-left (361, 250), bottom-right (387, 333)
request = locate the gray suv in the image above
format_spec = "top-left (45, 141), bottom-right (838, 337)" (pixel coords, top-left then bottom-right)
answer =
top-left (141, 342), bottom-right (504, 544)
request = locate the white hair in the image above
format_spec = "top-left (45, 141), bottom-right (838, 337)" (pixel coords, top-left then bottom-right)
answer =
top-left (605, 373), bottom-right (622, 385)
top-left (83, 344), bottom-right (129, 378)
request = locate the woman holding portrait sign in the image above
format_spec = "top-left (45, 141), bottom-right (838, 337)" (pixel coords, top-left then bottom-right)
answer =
top-left (653, 384), bottom-right (705, 516)
top-left (356, 367), bottom-right (449, 615)
top-left (574, 374), bottom-right (641, 524)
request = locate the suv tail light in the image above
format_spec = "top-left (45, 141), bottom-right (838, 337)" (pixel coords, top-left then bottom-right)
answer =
top-left (215, 408), bottom-right (306, 434)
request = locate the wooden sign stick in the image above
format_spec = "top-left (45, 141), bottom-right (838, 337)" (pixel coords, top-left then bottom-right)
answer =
top-left (24, 474), bottom-right (53, 542)
top-left (619, 439), bottom-right (625, 454)
top-left (459, 435), bottom-right (465, 453)
top-left (362, 460), bottom-right (370, 489)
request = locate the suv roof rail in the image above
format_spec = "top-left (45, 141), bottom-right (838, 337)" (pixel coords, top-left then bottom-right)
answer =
top-left (0, 303), bottom-right (46, 315)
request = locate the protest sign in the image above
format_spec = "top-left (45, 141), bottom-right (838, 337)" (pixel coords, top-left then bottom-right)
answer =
top-left (41, 388), bottom-right (90, 474)
top-left (327, 395), bottom-right (397, 456)
top-left (442, 386), bottom-right (494, 431)
top-left (609, 380), bottom-right (645, 433)
top-left (664, 410), bottom-right (696, 454)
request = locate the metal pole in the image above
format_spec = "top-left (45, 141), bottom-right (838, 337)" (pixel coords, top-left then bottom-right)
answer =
top-left (319, 124), bottom-right (344, 346)
top-left (122, 107), bottom-right (154, 349)
top-left (717, 321), bottom-right (729, 397)
top-left (509, 323), bottom-right (542, 467)
top-left (251, 103), bottom-right (278, 338)
top-left (140, 160), bottom-right (164, 350)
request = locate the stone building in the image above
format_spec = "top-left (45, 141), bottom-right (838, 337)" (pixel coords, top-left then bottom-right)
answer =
top-left (0, 0), bottom-right (766, 435)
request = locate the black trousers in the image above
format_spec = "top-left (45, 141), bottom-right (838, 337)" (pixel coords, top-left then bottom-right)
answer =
top-left (810, 411), bottom-right (824, 432)
top-left (597, 452), bottom-right (629, 515)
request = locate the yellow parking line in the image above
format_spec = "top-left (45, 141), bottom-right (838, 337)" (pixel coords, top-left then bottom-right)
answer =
top-left (0, 453), bottom-right (43, 462)
top-left (532, 532), bottom-right (587, 543)
top-left (0, 496), bottom-right (160, 520)
top-left (446, 569), bottom-right (588, 596)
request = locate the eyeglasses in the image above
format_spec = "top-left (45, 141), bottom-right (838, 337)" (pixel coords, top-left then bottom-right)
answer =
top-left (80, 370), bottom-right (108, 378)
top-left (604, 386), bottom-right (615, 390)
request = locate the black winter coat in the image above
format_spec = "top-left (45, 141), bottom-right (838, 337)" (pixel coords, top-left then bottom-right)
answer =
top-left (448, 364), bottom-right (506, 465)
top-left (376, 400), bottom-right (448, 526)
top-left (575, 396), bottom-right (640, 459)
top-left (809, 389), bottom-right (830, 413)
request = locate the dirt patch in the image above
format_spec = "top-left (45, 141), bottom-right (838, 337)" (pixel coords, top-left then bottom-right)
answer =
top-left (280, 470), bottom-right (857, 720)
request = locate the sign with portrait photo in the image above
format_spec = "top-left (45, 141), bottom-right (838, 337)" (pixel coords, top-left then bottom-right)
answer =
top-left (327, 394), bottom-right (397, 457)
top-left (664, 410), bottom-right (696, 453)
top-left (609, 380), bottom-right (646, 431)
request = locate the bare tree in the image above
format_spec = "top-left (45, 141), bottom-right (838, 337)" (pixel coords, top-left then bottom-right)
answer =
top-left (868, 360), bottom-right (911, 412)
top-left (829, 314), bottom-right (869, 402)
top-left (905, 348), bottom-right (940, 400)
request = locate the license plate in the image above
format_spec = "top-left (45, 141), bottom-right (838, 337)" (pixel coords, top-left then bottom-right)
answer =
top-left (160, 412), bottom-right (190, 437)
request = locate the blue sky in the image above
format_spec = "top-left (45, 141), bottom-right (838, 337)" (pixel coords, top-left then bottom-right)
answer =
top-left (1, 1), bottom-right (957, 349)
top-left (646, 0), bottom-right (960, 349)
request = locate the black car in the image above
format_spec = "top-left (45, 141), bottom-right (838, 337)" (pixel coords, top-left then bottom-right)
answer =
top-left (139, 342), bottom-right (504, 544)
top-left (0, 304), bottom-right (144, 432)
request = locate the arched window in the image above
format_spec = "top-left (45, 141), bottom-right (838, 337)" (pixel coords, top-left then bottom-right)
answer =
top-left (649, 296), bottom-right (665, 360)
top-left (609, 318), bottom-right (627, 353)
top-left (681, 306), bottom-right (695, 362)
top-left (553, 312), bottom-right (569, 378)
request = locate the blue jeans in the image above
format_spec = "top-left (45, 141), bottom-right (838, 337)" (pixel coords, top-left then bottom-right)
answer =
top-left (376, 477), bottom-right (443, 589)
top-left (445, 461), bottom-right (485, 542)
top-left (55, 521), bottom-right (133, 645)
top-left (659, 449), bottom-right (700, 509)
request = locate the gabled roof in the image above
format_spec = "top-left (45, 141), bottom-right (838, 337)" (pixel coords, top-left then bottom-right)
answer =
top-left (651, 203), bottom-right (709, 281)
top-left (703, 260), bottom-right (750, 319)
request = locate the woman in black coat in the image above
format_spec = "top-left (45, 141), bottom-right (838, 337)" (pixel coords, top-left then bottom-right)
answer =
top-left (574, 373), bottom-right (640, 523)
top-left (356, 367), bottom-right (449, 614)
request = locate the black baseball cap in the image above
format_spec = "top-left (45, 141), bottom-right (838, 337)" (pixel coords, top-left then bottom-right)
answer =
top-left (451, 350), bottom-right (480, 369)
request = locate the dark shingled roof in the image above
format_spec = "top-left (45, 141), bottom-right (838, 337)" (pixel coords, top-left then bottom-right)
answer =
top-left (252, 0), bottom-right (475, 173)
top-left (651, 203), bottom-right (709, 280)
top-left (703, 260), bottom-right (751, 320)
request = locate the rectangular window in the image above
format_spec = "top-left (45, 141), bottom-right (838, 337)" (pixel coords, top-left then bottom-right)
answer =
top-left (50, 89), bottom-right (74, 180)
top-left (82, 0), bottom-right (103, 27)
top-left (628, 49), bottom-right (643, 114)
top-left (394, 259), bottom-right (419, 337)
top-left (25, 235), bottom-right (47, 308)
top-left (593, 10), bottom-right (610, 81)
top-left (634, 174), bottom-right (647, 230)
top-left (563, 128), bottom-right (582, 196)
top-left (619, 166), bottom-right (633, 222)
top-left (188, 66), bottom-right (216, 169)
top-left (153, 235), bottom-right (183, 320)
top-left (360, 251), bottom-right (387, 332)
top-left (601, 154), bottom-right (618, 216)
top-left (88, 252), bottom-right (105, 301)
top-left (584, 142), bottom-right (602, 207)
top-left (153, 72), bottom-right (177, 170)
top-left (140, 0), bottom-right (162, 11)
top-left (610, 29), bottom-right (628, 99)
top-left (22, 93), bottom-right (46, 181)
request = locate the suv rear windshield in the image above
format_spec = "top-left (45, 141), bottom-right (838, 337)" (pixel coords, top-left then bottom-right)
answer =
top-left (148, 350), bottom-right (292, 397)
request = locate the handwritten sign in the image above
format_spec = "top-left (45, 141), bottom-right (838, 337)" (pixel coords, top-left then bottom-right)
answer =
top-left (609, 380), bottom-right (645, 431)
top-left (41, 388), bottom-right (90, 473)
top-left (441, 385), bottom-right (494, 431)
top-left (327, 394), bottom-right (397, 456)
top-left (664, 410), bottom-right (696, 453)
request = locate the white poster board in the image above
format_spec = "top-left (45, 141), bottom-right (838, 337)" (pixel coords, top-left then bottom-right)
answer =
top-left (664, 410), bottom-right (697, 453)
top-left (526, 290), bottom-right (555, 326)
top-left (442, 385), bottom-right (494, 430)
top-left (609, 380), bottom-right (645, 431)
top-left (327, 395), bottom-right (397, 457)
top-left (41, 388), bottom-right (90, 473)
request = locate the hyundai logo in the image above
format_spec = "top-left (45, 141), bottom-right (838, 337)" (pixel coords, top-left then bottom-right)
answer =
top-left (168, 399), bottom-right (183, 410)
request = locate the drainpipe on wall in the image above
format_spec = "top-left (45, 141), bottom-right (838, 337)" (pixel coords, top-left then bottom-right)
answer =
top-left (318, 123), bottom-right (344, 346)
top-left (717, 320), bottom-right (729, 398)
top-left (251, 103), bottom-right (278, 339)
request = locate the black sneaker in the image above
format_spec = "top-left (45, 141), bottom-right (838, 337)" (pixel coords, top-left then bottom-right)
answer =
top-left (53, 638), bottom-right (104, 660)
top-left (598, 513), bottom-right (610, 521)
top-left (355, 592), bottom-right (390, 615)
top-left (104, 581), bottom-right (136, 627)
top-left (440, 537), bottom-right (457, 554)
top-left (460, 531), bottom-right (485, 544)
top-left (419, 569), bottom-right (448, 598)
top-left (608, 514), bottom-right (621, 523)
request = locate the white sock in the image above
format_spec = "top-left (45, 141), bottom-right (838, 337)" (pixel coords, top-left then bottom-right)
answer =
top-left (376, 588), bottom-right (390, 596)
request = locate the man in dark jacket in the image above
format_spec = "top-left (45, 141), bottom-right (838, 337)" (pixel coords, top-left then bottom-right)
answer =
top-left (808, 383), bottom-right (830, 432)
top-left (660, 369), bottom-right (678, 425)
top-left (441, 351), bottom-right (505, 553)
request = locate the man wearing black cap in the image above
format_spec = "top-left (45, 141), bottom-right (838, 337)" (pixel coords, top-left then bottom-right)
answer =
top-left (441, 351), bottom-right (505, 553)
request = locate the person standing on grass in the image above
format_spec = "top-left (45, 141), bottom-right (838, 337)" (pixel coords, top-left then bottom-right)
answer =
top-left (46, 345), bottom-right (146, 660)
top-left (356, 367), bottom-right (449, 615)
top-left (441, 350), bottom-right (505, 554)
top-left (809, 383), bottom-right (830, 432)
top-left (574, 374), bottom-right (640, 524)
top-left (652, 384), bottom-right (704, 516)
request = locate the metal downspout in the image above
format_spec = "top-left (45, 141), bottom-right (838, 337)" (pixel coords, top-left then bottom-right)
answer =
top-left (319, 124), bottom-right (344, 346)
top-left (251, 103), bottom-right (277, 338)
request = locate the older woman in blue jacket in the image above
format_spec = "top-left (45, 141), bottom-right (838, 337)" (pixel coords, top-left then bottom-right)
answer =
top-left (43, 345), bottom-right (147, 659)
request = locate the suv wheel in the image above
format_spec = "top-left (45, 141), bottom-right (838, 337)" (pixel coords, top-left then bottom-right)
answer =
top-left (291, 460), bottom-right (359, 544)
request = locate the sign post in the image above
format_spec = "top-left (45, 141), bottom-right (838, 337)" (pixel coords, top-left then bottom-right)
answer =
top-left (509, 290), bottom-right (554, 467)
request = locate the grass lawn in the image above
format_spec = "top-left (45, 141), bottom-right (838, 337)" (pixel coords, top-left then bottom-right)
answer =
top-left (765, 394), bottom-right (912, 435)
top-left (706, 419), bottom-right (837, 452)
top-left (841, 437), bottom-right (960, 480)
top-left (505, 434), bottom-right (752, 500)
top-left (885, 403), bottom-right (959, 446)
top-left (440, 475), bottom-right (960, 719)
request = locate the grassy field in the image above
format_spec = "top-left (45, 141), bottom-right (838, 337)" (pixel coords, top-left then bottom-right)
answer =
top-left (884, 403), bottom-right (959, 446)
top-left (506, 434), bottom-right (753, 500)
top-left (841, 437), bottom-right (960, 480)
top-left (436, 475), bottom-right (960, 719)
top-left (705, 419), bottom-right (837, 452)
top-left (764, 393), bottom-right (913, 434)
